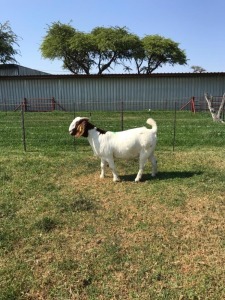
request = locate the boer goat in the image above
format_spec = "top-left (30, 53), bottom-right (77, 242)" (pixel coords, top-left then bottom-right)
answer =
top-left (69, 117), bottom-right (157, 182)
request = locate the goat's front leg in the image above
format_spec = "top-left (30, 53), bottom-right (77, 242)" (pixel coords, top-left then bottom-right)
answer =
top-left (107, 157), bottom-right (120, 182)
top-left (100, 159), bottom-right (107, 179)
top-left (135, 168), bottom-right (144, 182)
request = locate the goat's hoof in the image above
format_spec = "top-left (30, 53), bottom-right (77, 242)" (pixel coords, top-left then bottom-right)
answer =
top-left (113, 178), bottom-right (120, 182)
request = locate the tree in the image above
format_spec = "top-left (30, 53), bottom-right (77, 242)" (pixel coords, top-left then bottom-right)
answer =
top-left (68, 32), bottom-right (96, 74)
top-left (0, 21), bottom-right (20, 64)
top-left (90, 26), bottom-right (141, 74)
top-left (134, 35), bottom-right (187, 74)
top-left (191, 65), bottom-right (206, 73)
top-left (40, 22), bottom-right (92, 74)
top-left (40, 24), bottom-right (187, 74)
top-left (41, 23), bottom-right (141, 74)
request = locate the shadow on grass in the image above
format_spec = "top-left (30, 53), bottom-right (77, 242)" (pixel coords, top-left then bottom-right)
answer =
top-left (120, 171), bottom-right (203, 182)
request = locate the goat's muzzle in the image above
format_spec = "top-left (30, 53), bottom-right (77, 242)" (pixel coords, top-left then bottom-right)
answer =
top-left (69, 128), bottom-right (76, 136)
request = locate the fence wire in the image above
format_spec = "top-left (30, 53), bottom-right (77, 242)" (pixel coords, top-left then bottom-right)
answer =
top-left (0, 98), bottom-right (224, 152)
top-left (0, 97), bottom-right (207, 112)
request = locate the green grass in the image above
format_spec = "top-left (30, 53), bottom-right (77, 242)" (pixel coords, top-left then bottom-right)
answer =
top-left (0, 111), bottom-right (225, 299)
top-left (1, 110), bottom-right (225, 152)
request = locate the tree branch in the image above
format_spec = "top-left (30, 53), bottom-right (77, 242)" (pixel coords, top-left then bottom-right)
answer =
top-left (98, 52), bottom-right (117, 74)
top-left (204, 93), bottom-right (225, 123)
top-left (217, 93), bottom-right (225, 120)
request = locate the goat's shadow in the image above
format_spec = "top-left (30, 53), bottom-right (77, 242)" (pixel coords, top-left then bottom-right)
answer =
top-left (120, 171), bottom-right (203, 182)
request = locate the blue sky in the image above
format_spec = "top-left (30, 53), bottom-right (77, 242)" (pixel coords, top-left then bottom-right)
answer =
top-left (2, 0), bottom-right (225, 74)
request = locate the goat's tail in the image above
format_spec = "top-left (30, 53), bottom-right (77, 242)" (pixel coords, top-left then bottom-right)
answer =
top-left (146, 118), bottom-right (157, 133)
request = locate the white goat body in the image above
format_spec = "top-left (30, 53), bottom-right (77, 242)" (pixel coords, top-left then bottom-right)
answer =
top-left (69, 117), bottom-right (157, 182)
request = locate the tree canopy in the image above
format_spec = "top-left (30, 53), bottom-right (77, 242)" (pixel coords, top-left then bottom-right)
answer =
top-left (134, 35), bottom-right (187, 74)
top-left (191, 65), bottom-right (206, 73)
top-left (90, 26), bottom-right (141, 74)
top-left (0, 21), bottom-right (20, 64)
top-left (40, 22), bottom-right (187, 74)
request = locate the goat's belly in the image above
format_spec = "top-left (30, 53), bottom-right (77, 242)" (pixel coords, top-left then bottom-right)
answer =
top-left (114, 152), bottom-right (139, 159)
top-left (113, 146), bottom-right (141, 159)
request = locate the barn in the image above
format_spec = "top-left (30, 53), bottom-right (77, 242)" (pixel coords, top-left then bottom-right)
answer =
top-left (0, 67), bottom-right (225, 111)
top-left (0, 63), bottom-right (49, 76)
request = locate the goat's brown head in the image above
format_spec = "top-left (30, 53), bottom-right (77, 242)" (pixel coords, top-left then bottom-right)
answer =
top-left (69, 117), bottom-right (93, 138)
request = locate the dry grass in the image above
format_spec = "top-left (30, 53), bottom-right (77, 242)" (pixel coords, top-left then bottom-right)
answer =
top-left (1, 108), bottom-right (225, 299)
top-left (1, 149), bottom-right (224, 299)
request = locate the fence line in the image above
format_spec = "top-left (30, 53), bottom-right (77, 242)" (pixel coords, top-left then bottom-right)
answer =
top-left (0, 98), bottom-right (224, 152)
top-left (1, 96), bottom-right (224, 113)
top-left (0, 97), bottom-right (211, 112)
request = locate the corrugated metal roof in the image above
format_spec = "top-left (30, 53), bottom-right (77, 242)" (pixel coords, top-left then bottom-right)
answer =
top-left (1, 71), bottom-right (225, 79)
top-left (0, 64), bottom-right (50, 76)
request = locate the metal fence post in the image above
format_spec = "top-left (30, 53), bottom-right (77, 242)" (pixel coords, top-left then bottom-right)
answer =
top-left (23, 97), bottom-right (28, 112)
top-left (73, 101), bottom-right (76, 118)
top-left (21, 102), bottom-right (26, 152)
top-left (52, 97), bottom-right (56, 111)
top-left (172, 101), bottom-right (177, 151)
top-left (4, 98), bottom-right (7, 115)
top-left (72, 102), bottom-right (75, 150)
top-left (121, 99), bottom-right (124, 131)
top-left (223, 102), bottom-right (225, 122)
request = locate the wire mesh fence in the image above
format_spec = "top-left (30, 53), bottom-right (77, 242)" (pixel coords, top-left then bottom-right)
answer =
top-left (0, 97), bottom-right (205, 112)
top-left (0, 98), bottom-right (224, 152)
top-left (1, 95), bottom-right (224, 112)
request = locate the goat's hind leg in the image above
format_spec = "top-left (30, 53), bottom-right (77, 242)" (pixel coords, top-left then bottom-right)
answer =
top-left (149, 153), bottom-right (157, 177)
top-left (135, 152), bottom-right (148, 182)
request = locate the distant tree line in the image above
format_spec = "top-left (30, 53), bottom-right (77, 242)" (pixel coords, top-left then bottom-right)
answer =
top-left (40, 22), bottom-right (187, 74)
top-left (0, 21), bottom-right (188, 75)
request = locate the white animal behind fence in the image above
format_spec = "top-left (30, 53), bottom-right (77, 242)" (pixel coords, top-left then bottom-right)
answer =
top-left (69, 117), bottom-right (157, 182)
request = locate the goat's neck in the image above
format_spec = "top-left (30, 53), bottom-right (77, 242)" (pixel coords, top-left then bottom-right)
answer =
top-left (87, 128), bottom-right (103, 156)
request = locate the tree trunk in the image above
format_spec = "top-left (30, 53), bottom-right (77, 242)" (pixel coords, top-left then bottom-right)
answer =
top-left (204, 93), bottom-right (225, 123)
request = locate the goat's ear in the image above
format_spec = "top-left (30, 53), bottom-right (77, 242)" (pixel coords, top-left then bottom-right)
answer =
top-left (75, 121), bottom-right (86, 137)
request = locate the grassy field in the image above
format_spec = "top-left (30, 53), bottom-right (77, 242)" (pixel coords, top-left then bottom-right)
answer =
top-left (0, 111), bottom-right (225, 299)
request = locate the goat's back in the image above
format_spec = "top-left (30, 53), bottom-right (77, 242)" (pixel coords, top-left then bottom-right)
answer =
top-left (98, 126), bottom-right (156, 159)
